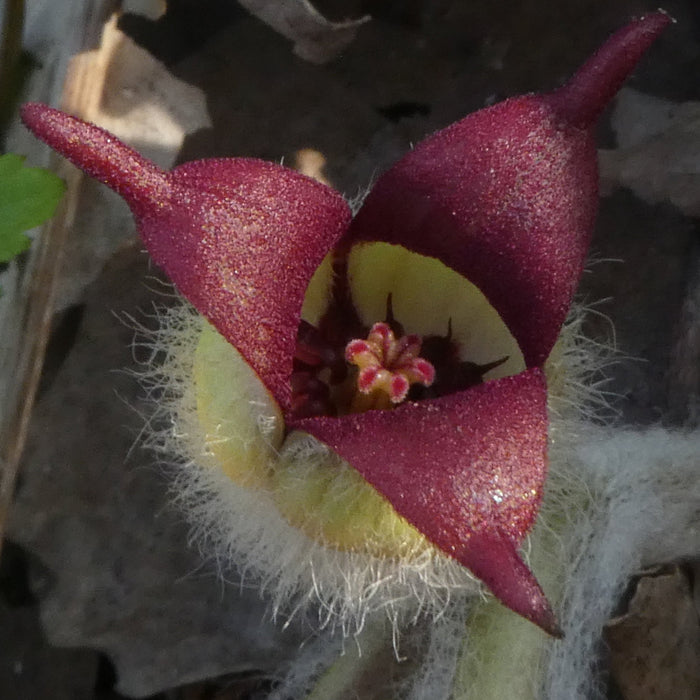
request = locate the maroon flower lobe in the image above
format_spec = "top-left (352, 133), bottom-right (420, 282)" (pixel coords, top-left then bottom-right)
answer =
top-left (293, 368), bottom-right (559, 634)
top-left (20, 103), bottom-right (352, 412)
top-left (347, 12), bottom-right (671, 369)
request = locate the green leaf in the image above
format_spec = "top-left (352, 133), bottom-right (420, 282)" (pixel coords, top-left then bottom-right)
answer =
top-left (0, 153), bottom-right (65, 263)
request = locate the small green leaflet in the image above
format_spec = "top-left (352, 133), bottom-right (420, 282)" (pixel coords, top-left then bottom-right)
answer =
top-left (0, 153), bottom-right (65, 263)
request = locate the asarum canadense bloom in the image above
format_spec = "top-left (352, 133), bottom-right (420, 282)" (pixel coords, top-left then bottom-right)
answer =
top-left (21, 13), bottom-right (669, 638)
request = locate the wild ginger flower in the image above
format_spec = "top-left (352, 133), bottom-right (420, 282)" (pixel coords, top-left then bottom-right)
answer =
top-left (21, 13), bottom-right (669, 638)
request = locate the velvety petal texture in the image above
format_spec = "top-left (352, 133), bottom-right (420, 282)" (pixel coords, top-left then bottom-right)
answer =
top-left (293, 368), bottom-right (558, 633)
top-left (348, 13), bottom-right (671, 368)
top-left (20, 104), bottom-right (352, 411)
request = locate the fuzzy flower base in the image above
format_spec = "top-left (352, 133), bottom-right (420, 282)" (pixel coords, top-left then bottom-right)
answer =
top-left (132, 294), bottom-right (605, 644)
top-left (137, 302), bottom-right (474, 636)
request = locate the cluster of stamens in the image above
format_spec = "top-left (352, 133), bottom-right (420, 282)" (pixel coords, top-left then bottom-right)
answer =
top-left (345, 322), bottom-right (435, 409)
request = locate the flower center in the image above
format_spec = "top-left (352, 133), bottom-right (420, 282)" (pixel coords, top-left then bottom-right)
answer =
top-left (291, 247), bottom-right (511, 419)
top-left (345, 322), bottom-right (435, 410)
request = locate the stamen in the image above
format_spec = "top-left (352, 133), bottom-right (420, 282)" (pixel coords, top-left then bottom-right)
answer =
top-left (384, 293), bottom-right (405, 336)
top-left (345, 322), bottom-right (436, 408)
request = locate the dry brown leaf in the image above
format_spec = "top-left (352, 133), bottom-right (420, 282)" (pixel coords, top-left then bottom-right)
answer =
top-left (237, 0), bottom-right (369, 63)
top-left (605, 566), bottom-right (700, 700)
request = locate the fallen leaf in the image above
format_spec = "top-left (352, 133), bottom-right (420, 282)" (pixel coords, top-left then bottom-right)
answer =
top-left (237, 0), bottom-right (369, 63)
top-left (605, 566), bottom-right (700, 700)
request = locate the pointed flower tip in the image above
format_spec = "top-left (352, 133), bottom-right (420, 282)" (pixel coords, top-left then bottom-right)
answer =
top-left (520, 595), bottom-right (563, 638)
top-left (20, 102), bottom-right (168, 210)
top-left (527, 602), bottom-right (564, 638)
top-left (526, 588), bottom-right (564, 638)
top-left (461, 531), bottom-right (563, 637)
top-left (19, 102), bottom-right (47, 131)
top-left (552, 11), bottom-right (672, 127)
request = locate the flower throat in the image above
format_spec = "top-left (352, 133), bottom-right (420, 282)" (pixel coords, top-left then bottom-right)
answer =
top-left (290, 247), bottom-right (508, 419)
